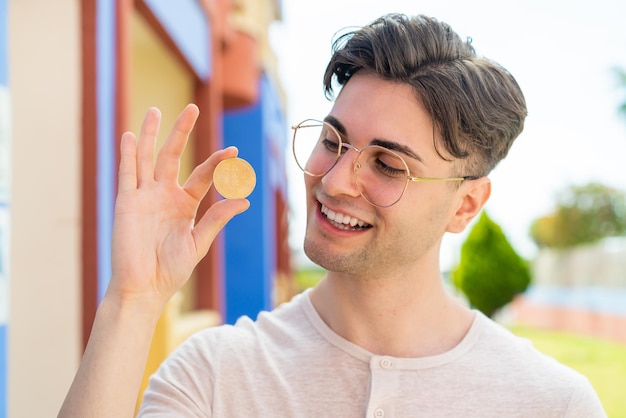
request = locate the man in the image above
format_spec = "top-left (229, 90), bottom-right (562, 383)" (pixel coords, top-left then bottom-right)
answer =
top-left (59, 14), bottom-right (606, 417)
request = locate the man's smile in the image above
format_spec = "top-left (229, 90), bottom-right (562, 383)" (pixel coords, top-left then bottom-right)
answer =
top-left (320, 204), bottom-right (372, 231)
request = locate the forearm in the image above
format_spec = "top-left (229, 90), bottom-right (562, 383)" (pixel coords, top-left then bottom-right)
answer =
top-left (58, 293), bottom-right (163, 418)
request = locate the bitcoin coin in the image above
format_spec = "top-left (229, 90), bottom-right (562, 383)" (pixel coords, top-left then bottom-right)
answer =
top-left (213, 157), bottom-right (256, 199)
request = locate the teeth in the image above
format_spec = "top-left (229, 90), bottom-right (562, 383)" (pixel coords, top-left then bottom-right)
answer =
top-left (321, 205), bottom-right (370, 229)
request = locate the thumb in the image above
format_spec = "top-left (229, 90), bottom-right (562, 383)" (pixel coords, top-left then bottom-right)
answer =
top-left (192, 199), bottom-right (251, 257)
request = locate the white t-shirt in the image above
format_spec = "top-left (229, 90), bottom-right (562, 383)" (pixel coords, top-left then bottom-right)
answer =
top-left (139, 290), bottom-right (606, 417)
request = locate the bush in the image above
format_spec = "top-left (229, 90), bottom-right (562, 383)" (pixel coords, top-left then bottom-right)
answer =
top-left (453, 211), bottom-right (531, 318)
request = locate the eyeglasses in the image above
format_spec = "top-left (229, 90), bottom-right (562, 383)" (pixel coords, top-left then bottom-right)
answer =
top-left (291, 119), bottom-right (478, 208)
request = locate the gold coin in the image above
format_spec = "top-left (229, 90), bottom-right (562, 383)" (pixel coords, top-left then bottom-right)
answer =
top-left (213, 157), bottom-right (256, 199)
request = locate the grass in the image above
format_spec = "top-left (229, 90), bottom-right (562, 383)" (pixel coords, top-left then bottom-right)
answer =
top-left (294, 266), bottom-right (326, 292)
top-left (510, 325), bottom-right (626, 417)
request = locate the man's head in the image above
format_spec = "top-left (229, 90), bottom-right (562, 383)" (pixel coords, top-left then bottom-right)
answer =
top-left (323, 14), bottom-right (527, 178)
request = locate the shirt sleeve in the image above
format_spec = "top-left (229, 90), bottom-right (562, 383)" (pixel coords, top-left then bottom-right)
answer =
top-left (137, 332), bottom-right (214, 418)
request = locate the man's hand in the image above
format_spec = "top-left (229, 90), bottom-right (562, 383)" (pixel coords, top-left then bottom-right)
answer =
top-left (58, 104), bottom-right (250, 418)
top-left (108, 104), bottom-right (250, 311)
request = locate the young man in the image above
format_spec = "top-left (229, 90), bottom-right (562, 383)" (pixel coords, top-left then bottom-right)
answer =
top-left (59, 14), bottom-right (606, 417)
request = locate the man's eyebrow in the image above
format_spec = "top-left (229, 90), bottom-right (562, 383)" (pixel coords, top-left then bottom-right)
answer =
top-left (371, 139), bottom-right (424, 163)
top-left (323, 115), bottom-right (347, 136)
top-left (323, 115), bottom-right (424, 163)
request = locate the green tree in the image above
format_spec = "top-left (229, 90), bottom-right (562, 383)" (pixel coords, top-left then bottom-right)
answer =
top-left (453, 211), bottom-right (531, 318)
top-left (530, 183), bottom-right (626, 248)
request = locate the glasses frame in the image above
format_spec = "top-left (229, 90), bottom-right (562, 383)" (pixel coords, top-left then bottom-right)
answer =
top-left (291, 119), bottom-right (479, 208)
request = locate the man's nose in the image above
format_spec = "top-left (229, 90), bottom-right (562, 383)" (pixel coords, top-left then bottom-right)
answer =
top-left (320, 149), bottom-right (361, 199)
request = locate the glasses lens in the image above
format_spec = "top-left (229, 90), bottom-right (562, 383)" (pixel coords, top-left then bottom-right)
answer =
top-left (355, 146), bottom-right (409, 208)
top-left (293, 120), bottom-right (342, 176)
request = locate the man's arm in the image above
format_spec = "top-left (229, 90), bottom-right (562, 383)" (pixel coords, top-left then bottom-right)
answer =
top-left (58, 104), bottom-right (250, 417)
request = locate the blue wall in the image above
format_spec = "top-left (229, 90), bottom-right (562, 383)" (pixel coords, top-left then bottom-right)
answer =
top-left (95, 0), bottom-right (117, 301)
top-left (0, 0), bottom-right (9, 416)
top-left (222, 75), bottom-right (286, 324)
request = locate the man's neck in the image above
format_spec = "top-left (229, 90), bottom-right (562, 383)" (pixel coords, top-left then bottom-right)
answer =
top-left (309, 267), bottom-right (474, 358)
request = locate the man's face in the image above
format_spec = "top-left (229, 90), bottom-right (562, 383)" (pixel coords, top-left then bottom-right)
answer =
top-left (302, 72), bottom-right (466, 278)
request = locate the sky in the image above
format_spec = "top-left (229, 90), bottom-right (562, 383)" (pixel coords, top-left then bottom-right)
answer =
top-left (269, 0), bottom-right (626, 270)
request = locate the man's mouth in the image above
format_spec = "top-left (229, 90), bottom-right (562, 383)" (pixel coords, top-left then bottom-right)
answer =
top-left (320, 204), bottom-right (372, 231)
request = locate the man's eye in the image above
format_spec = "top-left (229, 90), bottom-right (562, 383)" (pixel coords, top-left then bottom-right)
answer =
top-left (376, 161), bottom-right (404, 176)
top-left (322, 138), bottom-right (340, 153)
top-left (373, 154), bottom-right (407, 178)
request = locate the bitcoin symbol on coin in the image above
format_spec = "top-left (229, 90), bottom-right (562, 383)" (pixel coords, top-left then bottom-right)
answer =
top-left (213, 157), bottom-right (256, 199)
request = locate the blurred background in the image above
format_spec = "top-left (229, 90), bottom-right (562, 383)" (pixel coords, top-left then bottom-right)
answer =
top-left (1, 0), bottom-right (625, 416)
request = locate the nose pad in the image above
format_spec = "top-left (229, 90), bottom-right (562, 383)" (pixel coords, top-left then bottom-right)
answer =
top-left (320, 149), bottom-right (361, 198)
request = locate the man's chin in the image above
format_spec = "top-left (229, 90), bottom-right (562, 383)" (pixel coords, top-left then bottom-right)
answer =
top-left (303, 239), bottom-right (334, 271)
top-left (303, 238), bottom-right (360, 274)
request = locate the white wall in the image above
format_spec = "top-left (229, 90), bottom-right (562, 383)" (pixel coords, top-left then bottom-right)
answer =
top-left (9, 1), bottom-right (81, 416)
top-left (533, 238), bottom-right (626, 287)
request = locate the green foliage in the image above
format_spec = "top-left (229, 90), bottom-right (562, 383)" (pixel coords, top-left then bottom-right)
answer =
top-left (294, 266), bottom-right (326, 292)
top-left (453, 211), bottom-right (531, 318)
top-left (530, 183), bottom-right (626, 248)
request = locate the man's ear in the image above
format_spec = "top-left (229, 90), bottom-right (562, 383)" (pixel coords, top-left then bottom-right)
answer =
top-left (446, 177), bottom-right (491, 233)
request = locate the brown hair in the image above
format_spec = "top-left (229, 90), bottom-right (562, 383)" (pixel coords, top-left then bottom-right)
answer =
top-left (323, 14), bottom-right (527, 176)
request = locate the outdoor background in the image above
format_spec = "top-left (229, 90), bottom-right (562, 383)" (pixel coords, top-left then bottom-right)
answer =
top-left (272, 3), bottom-right (626, 415)
top-left (2, 0), bottom-right (626, 416)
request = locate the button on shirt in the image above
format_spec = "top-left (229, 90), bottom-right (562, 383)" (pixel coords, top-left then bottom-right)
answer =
top-left (368, 356), bottom-right (395, 417)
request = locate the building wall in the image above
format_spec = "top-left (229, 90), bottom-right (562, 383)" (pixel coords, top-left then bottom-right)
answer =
top-left (533, 239), bottom-right (626, 287)
top-left (4, 1), bottom-right (286, 416)
top-left (8, 1), bottom-right (82, 416)
top-left (230, 0), bottom-right (285, 103)
top-left (130, 10), bottom-right (195, 180)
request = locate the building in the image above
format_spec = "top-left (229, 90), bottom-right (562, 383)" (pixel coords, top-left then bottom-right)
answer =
top-left (1, 0), bottom-right (291, 416)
